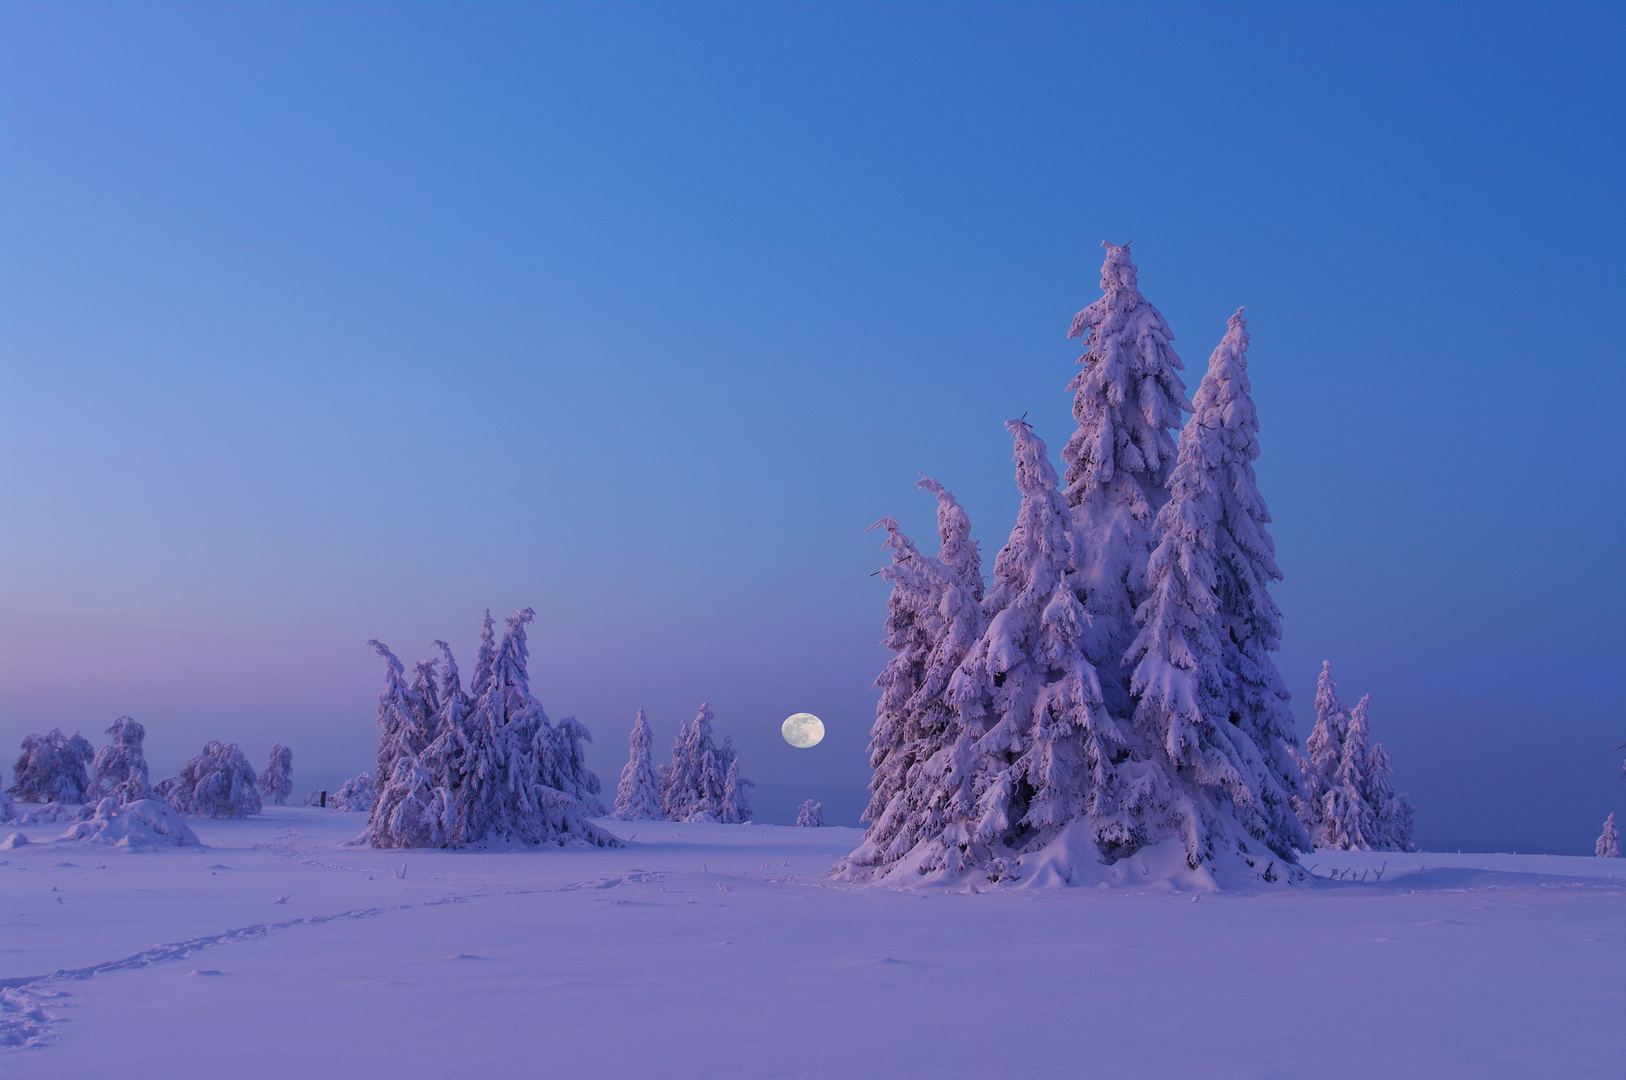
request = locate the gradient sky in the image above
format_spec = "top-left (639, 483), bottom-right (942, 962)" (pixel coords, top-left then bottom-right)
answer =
top-left (3, 3), bottom-right (1622, 845)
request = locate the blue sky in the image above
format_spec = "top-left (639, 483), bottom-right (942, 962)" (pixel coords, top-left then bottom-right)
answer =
top-left (3, 2), bottom-right (1622, 844)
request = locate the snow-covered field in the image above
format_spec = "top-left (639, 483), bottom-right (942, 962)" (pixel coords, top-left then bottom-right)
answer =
top-left (4, 808), bottom-right (1621, 1079)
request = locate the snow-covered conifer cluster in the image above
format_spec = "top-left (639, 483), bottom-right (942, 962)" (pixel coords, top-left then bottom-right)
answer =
top-left (1597, 813), bottom-right (1619, 858)
top-left (844, 245), bottom-right (1374, 885)
top-left (364, 608), bottom-right (616, 849)
top-left (658, 704), bottom-right (752, 823)
top-left (259, 744), bottom-right (294, 806)
top-left (87, 717), bottom-right (156, 804)
top-left (1291, 663), bottom-right (1414, 851)
top-left (161, 742), bottom-right (263, 819)
top-left (9, 729), bottom-right (95, 804)
top-left (797, 800), bottom-right (826, 827)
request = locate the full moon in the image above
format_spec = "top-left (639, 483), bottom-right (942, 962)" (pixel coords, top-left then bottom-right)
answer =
top-left (781, 712), bottom-right (825, 749)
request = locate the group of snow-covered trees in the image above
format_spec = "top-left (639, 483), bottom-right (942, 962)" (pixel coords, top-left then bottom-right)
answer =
top-left (363, 608), bottom-right (616, 849)
top-left (7, 717), bottom-right (289, 820)
top-left (1291, 663), bottom-right (1414, 851)
top-left (844, 243), bottom-right (1415, 884)
top-left (612, 704), bottom-right (753, 823)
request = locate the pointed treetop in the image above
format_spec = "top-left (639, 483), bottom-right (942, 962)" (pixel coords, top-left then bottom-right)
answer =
top-left (1005, 417), bottom-right (1063, 498)
top-left (867, 516), bottom-right (920, 565)
top-left (1071, 241), bottom-right (1138, 333)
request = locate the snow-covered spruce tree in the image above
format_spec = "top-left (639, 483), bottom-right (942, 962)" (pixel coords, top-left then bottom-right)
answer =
top-left (660, 704), bottom-right (733, 822)
top-left (439, 607), bottom-right (614, 848)
top-left (1322, 695), bottom-right (1378, 850)
top-left (1293, 661), bottom-right (1349, 845)
top-left (1062, 241), bottom-right (1190, 730)
top-left (87, 716), bottom-right (155, 804)
top-left (719, 742), bottom-right (754, 824)
top-left (544, 715), bottom-right (606, 817)
top-left (948, 420), bottom-right (1126, 870)
top-left (840, 478), bottom-right (987, 881)
top-left (1124, 310), bottom-right (1308, 870)
top-left (797, 800), bottom-right (826, 827)
top-left (165, 742), bottom-right (262, 818)
top-left (612, 709), bottom-right (663, 821)
top-left (367, 639), bottom-right (431, 800)
top-left (9, 729), bottom-right (95, 804)
top-left (1598, 813), bottom-right (1620, 858)
top-left (1362, 736), bottom-right (1415, 852)
top-left (259, 744), bottom-right (294, 806)
top-left (658, 713), bottom-right (694, 820)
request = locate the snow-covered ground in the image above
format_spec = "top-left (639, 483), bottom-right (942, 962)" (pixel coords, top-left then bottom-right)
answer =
top-left (3, 807), bottom-right (1621, 1079)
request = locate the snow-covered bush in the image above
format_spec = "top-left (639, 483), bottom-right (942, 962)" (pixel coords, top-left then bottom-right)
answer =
top-left (163, 742), bottom-right (262, 819)
top-left (9, 729), bottom-right (94, 804)
top-left (87, 716), bottom-right (155, 804)
top-left (612, 710), bottom-right (662, 821)
top-left (797, 800), bottom-right (825, 828)
top-left (329, 772), bottom-right (376, 811)
top-left (1598, 813), bottom-right (1620, 858)
top-left (659, 704), bottom-right (751, 823)
top-left (258, 744), bottom-right (293, 806)
top-left (57, 797), bottom-right (201, 849)
top-left (0, 790), bottom-right (14, 822)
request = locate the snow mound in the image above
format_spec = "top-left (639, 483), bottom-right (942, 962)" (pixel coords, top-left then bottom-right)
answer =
top-left (1, 832), bottom-right (27, 849)
top-left (55, 798), bottom-right (202, 850)
top-left (14, 801), bottom-right (82, 824)
top-left (1006, 820), bottom-right (1299, 892)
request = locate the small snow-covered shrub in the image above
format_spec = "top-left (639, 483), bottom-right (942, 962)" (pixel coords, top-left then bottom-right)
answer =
top-left (1599, 813), bottom-right (1620, 858)
top-left (9, 729), bottom-right (94, 804)
top-left (57, 797), bottom-right (201, 849)
top-left (259, 744), bottom-right (293, 806)
top-left (87, 716), bottom-right (155, 804)
top-left (797, 800), bottom-right (825, 828)
top-left (15, 801), bottom-right (80, 824)
top-left (163, 742), bottom-right (262, 819)
top-left (330, 771), bottom-right (376, 812)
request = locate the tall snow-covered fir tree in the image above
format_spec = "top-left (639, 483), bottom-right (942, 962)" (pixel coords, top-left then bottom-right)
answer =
top-left (259, 744), bottom-right (294, 806)
top-left (9, 729), bottom-right (95, 804)
top-left (719, 744), bottom-right (754, 824)
top-left (87, 716), bottom-right (155, 804)
top-left (1598, 813), bottom-right (1620, 858)
top-left (1362, 735), bottom-right (1415, 852)
top-left (841, 478), bottom-right (986, 881)
top-left (1294, 661), bottom-right (1349, 845)
top-left (613, 709), bottom-right (663, 821)
top-left (1322, 695), bottom-right (1379, 850)
top-left (949, 420), bottom-right (1124, 867)
top-left (1062, 241), bottom-right (1190, 729)
top-left (1125, 309), bottom-right (1308, 867)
